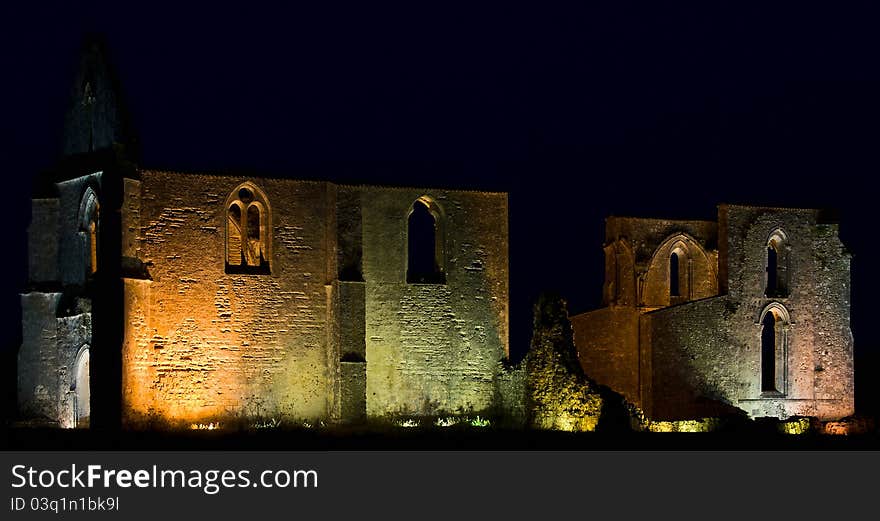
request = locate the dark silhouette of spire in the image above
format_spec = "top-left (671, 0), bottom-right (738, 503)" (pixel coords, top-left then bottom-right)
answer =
top-left (62, 34), bottom-right (137, 159)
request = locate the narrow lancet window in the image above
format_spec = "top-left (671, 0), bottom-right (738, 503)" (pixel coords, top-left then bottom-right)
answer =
top-left (669, 251), bottom-right (680, 297)
top-left (765, 230), bottom-right (788, 297)
top-left (227, 204), bottom-right (243, 266)
top-left (761, 311), bottom-right (777, 392)
top-left (766, 245), bottom-right (778, 295)
top-left (245, 204), bottom-right (262, 265)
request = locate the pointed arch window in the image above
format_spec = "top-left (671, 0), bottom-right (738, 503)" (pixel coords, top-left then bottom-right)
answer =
top-left (759, 304), bottom-right (789, 396)
top-left (761, 312), bottom-right (777, 392)
top-left (669, 251), bottom-right (680, 297)
top-left (667, 242), bottom-right (690, 304)
top-left (407, 197), bottom-right (445, 284)
top-left (226, 183), bottom-right (271, 274)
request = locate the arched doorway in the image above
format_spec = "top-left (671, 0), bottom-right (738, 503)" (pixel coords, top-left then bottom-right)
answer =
top-left (72, 346), bottom-right (90, 428)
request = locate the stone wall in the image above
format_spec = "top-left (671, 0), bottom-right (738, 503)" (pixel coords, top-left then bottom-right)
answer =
top-left (56, 173), bottom-right (102, 288)
top-left (18, 293), bottom-right (62, 422)
top-left (118, 172), bottom-right (510, 426)
top-left (122, 171), bottom-right (334, 426)
top-left (642, 296), bottom-right (745, 419)
top-left (19, 172), bottom-right (102, 428)
top-left (715, 204), bottom-right (853, 419)
top-left (571, 307), bottom-right (640, 407)
top-left (55, 310), bottom-right (92, 428)
top-left (605, 216), bottom-right (717, 266)
top-left (640, 234), bottom-right (718, 308)
top-left (361, 186), bottom-right (509, 417)
top-left (601, 217), bottom-right (719, 309)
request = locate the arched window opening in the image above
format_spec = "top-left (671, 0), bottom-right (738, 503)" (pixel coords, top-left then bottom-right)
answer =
top-left (88, 217), bottom-right (98, 274)
top-left (79, 188), bottom-right (100, 279)
top-left (247, 205), bottom-right (261, 241)
top-left (225, 183), bottom-right (271, 274)
top-left (407, 198), bottom-right (445, 284)
top-left (761, 311), bottom-right (777, 392)
top-left (766, 245), bottom-right (778, 295)
top-left (765, 230), bottom-right (788, 297)
top-left (759, 303), bottom-right (789, 396)
top-left (669, 252), bottom-right (680, 297)
top-left (227, 204), bottom-right (243, 266)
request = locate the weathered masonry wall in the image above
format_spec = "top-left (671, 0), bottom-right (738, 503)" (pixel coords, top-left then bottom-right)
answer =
top-left (54, 310), bottom-right (92, 429)
top-left (573, 205), bottom-right (853, 421)
top-left (18, 294), bottom-right (92, 428)
top-left (717, 205), bottom-right (853, 419)
top-left (119, 172), bottom-right (511, 426)
top-left (642, 297), bottom-right (746, 420)
top-left (56, 173), bottom-right (103, 288)
top-left (122, 171), bottom-right (334, 426)
top-left (602, 217), bottom-right (719, 309)
top-left (19, 171), bottom-right (102, 428)
top-left (19, 293), bottom-right (63, 422)
top-left (605, 217), bottom-right (717, 266)
top-left (361, 186), bottom-right (509, 417)
top-left (571, 307), bottom-right (640, 407)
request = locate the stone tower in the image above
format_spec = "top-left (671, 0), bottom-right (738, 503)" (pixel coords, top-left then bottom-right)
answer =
top-left (19, 36), bottom-right (138, 428)
top-left (61, 35), bottom-right (137, 158)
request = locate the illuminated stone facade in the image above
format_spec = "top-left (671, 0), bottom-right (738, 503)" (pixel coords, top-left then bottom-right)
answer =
top-left (19, 168), bottom-right (509, 428)
top-left (571, 207), bottom-right (855, 421)
top-left (17, 41), bottom-right (509, 429)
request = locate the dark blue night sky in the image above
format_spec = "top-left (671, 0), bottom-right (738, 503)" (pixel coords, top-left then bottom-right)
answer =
top-left (3, 2), bottom-right (879, 415)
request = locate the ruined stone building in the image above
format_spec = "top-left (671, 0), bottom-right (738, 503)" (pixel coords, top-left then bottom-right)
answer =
top-left (571, 209), bottom-right (854, 421)
top-left (17, 41), bottom-right (510, 429)
top-left (17, 40), bottom-right (856, 431)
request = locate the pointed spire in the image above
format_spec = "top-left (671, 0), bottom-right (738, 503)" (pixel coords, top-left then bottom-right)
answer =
top-left (62, 34), bottom-right (137, 159)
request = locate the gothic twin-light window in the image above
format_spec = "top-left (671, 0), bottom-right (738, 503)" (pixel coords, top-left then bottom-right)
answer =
top-left (226, 183), bottom-right (271, 274)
